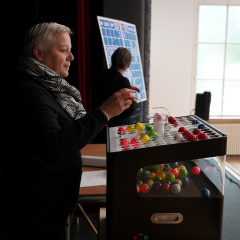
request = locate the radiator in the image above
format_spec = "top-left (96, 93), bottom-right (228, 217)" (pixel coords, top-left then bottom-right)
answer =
top-left (211, 124), bottom-right (240, 155)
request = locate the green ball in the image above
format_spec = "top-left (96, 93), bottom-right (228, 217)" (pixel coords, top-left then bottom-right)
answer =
top-left (145, 180), bottom-right (153, 190)
top-left (166, 173), bottom-right (175, 182)
top-left (137, 181), bottom-right (143, 187)
top-left (153, 176), bottom-right (162, 182)
top-left (151, 164), bottom-right (160, 169)
top-left (138, 168), bottom-right (143, 175)
top-left (145, 124), bottom-right (154, 132)
top-left (179, 169), bottom-right (188, 177)
top-left (149, 131), bottom-right (158, 140)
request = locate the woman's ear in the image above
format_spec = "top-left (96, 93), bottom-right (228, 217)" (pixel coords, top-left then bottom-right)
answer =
top-left (32, 47), bottom-right (44, 62)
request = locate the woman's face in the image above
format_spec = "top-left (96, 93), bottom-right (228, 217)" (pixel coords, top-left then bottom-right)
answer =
top-left (40, 32), bottom-right (74, 78)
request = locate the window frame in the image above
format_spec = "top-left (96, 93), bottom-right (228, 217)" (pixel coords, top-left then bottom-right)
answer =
top-left (193, 0), bottom-right (240, 119)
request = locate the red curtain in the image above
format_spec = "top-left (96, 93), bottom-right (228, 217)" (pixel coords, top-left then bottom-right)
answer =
top-left (77, 0), bottom-right (91, 112)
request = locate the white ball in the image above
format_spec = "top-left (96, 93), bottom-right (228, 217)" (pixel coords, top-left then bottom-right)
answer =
top-left (171, 184), bottom-right (181, 193)
top-left (174, 133), bottom-right (182, 141)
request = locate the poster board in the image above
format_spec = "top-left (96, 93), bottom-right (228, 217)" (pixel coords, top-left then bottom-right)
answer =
top-left (97, 16), bottom-right (147, 102)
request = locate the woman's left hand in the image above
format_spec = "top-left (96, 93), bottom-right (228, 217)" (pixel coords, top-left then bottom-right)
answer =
top-left (131, 85), bottom-right (140, 93)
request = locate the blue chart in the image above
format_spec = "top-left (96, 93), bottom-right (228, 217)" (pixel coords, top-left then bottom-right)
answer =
top-left (97, 16), bottom-right (146, 102)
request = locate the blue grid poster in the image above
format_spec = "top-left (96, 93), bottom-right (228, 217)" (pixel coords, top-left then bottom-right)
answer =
top-left (97, 16), bottom-right (147, 102)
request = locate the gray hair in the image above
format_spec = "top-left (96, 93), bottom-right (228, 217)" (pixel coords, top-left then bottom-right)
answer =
top-left (23, 22), bottom-right (73, 58)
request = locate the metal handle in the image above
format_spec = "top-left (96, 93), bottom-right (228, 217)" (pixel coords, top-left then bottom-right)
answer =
top-left (152, 107), bottom-right (170, 116)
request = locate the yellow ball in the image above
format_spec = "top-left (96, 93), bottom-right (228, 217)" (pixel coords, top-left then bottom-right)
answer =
top-left (157, 164), bottom-right (164, 171)
top-left (149, 173), bottom-right (155, 179)
top-left (148, 179), bottom-right (154, 184)
top-left (174, 179), bottom-right (182, 186)
top-left (135, 122), bottom-right (143, 132)
top-left (177, 165), bottom-right (186, 171)
top-left (140, 134), bottom-right (149, 144)
top-left (127, 125), bottom-right (135, 134)
top-left (157, 171), bottom-right (166, 180)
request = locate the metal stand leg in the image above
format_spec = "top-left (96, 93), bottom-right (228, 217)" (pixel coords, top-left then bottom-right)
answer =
top-left (66, 215), bottom-right (70, 240)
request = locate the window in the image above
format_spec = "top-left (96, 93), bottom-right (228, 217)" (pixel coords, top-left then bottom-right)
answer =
top-left (195, 4), bottom-right (240, 117)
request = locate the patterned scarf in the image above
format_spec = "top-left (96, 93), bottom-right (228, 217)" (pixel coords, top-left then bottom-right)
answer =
top-left (17, 56), bottom-right (86, 120)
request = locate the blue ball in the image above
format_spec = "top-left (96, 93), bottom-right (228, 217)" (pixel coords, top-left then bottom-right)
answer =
top-left (163, 164), bottom-right (170, 173)
top-left (198, 124), bottom-right (207, 129)
top-left (153, 182), bottom-right (162, 191)
top-left (171, 181), bottom-right (181, 186)
top-left (164, 180), bottom-right (171, 185)
top-left (192, 120), bottom-right (200, 124)
top-left (140, 172), bottom-right (149, 182)
top-left (182, 177), bottom-right (189, 186)
top-left (170, 162), bottom-right (178, 169)
top-left (201, 188), bottom-right (211, 198)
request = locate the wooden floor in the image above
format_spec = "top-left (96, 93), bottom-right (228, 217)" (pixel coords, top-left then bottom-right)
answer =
top-left (226, 156), bottom-right (240, 174)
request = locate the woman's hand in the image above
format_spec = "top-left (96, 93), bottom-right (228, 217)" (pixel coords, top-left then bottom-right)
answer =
top-left (131, 85), bottom-right (140, 93)
top-left (99, 88), bottom-right (137, 119)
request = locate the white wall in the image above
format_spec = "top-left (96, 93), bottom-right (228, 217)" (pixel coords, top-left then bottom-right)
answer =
top-left (149, 0), bottom-right (196, 117)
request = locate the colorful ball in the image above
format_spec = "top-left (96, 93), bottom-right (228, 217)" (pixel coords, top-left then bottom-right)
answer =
top-left (171, 181), bottom-right (181, 187)
top-left (170, 169), bottom-right (179, 177)
top-left (166, 173), bottom-right (175, 182)
top-left (135, 122), bottom-right (144, 132)
top-left (182, 177), bottom-right (189, 187)
top-left (170, 162), bottom-right (178, 169)
top-left (149, 172), bottom-right (155, 179)
top-left (171, 184), bottom-right (181, 193)
top-left (163, 164), bottom-right (170, 173)
top-left (153, 182), bottom-right (161, 191)
top-left (127, 125), bottom-right (135, 134)
top-left (157, 171), bottom-right (166, 180)
top-left (137, 168), bottom-right (143, 175)
top-left (192, 166), bottom-right (201, 175)
top-left (157, 164), bottom-right (164, 171)
top-left (147, 179), bottom-right (154, 185)
top-left (140, 172), bottom-right (149, 182)
top-left (149, 131), bottom-right (158, 140)
top-left (120, 139), bottom-right (130, 148)
top-left (151, 164), bottom-right (160, 170)
top-left (145, 124), bottom-right (154, 132)
top-left (198, 133), bottom-right (209, 139)
top-left (178, 127), bottom-right (186, 132)
top-left (137, 181), bottom-right (143, 187)
top-left (179, 168), bottom-right (188, 177)
top-left (187, 134), bottom-right (197, 141)
top-left (177, 165), bottom-right (186, 171)
top-left (198, 124), bottom-right (207, 130)
top-left (192, 119), bottom-right (200, 125)
top-left (136, 185), bottom-right (140, 193)
top-left (153, 170), bottom-right (160, 176)
top-left (173, 179), bottom-right (182, 187)
top-left (161, 183), bottom-right (170, 192)
top-left (145, 180), bottom-right (153, 190)
top-left (118, 126), bottom-right (126, 135)
top-left (163, 180), bottom-right (171, 185)
top-left (140, 183), bottom-right (149, 193)
top-left (130, 138), bottom-right (140, 147)
top-left (193, 129), bottom-right (202, 135)
top-left (140, 134), bottom-right (150, 144)
top-left (156, 114), bottom-right (162, 120)
top-left (153, 176), bottom-right (162, 182)
top-left (201, 188), bottom-right (211, 198)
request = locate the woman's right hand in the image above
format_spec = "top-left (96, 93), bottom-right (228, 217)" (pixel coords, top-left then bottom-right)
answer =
top-left (99, 88), bottom-right (137, 119)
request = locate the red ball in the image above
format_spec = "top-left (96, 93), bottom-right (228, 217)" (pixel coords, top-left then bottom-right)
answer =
top-left (140, 183), bottom-right (149, 193)
top-left (187, 134), bottom-right (197, 141)
top-left (154, 170), bottom-right (160, 175)
top-left (156, 114), bottom-right (162, 120)
top-left (178, 127), bottom-right (186, 132)
top-left (168, 116), bottom-right (174, 121)
top-left (183, 130), bottom-right (191, 138)
top-left (130, 138), bottom-right (140, 147)
top-left (136, 185), bottom-right (140, 193)
top-left (193, 129), bottom-right (202, 135)
top-left (192, 166), bottom-right (201, 175)
top-left (161, 183), bottom-right (170, 192)
top-left (171, 169), bottom-right (179, 177)
top-left (118, 126), bottom-right (126, 135)
top-left (120, 139), bottom-right (130, 148)
top-left (198, 133), bottom-right (208, 139)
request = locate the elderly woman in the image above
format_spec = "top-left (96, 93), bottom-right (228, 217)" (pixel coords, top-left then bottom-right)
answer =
top-left (0, 22), bottom-right (136, 240)
top-left (94, 47), bottom-right (140, 143)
